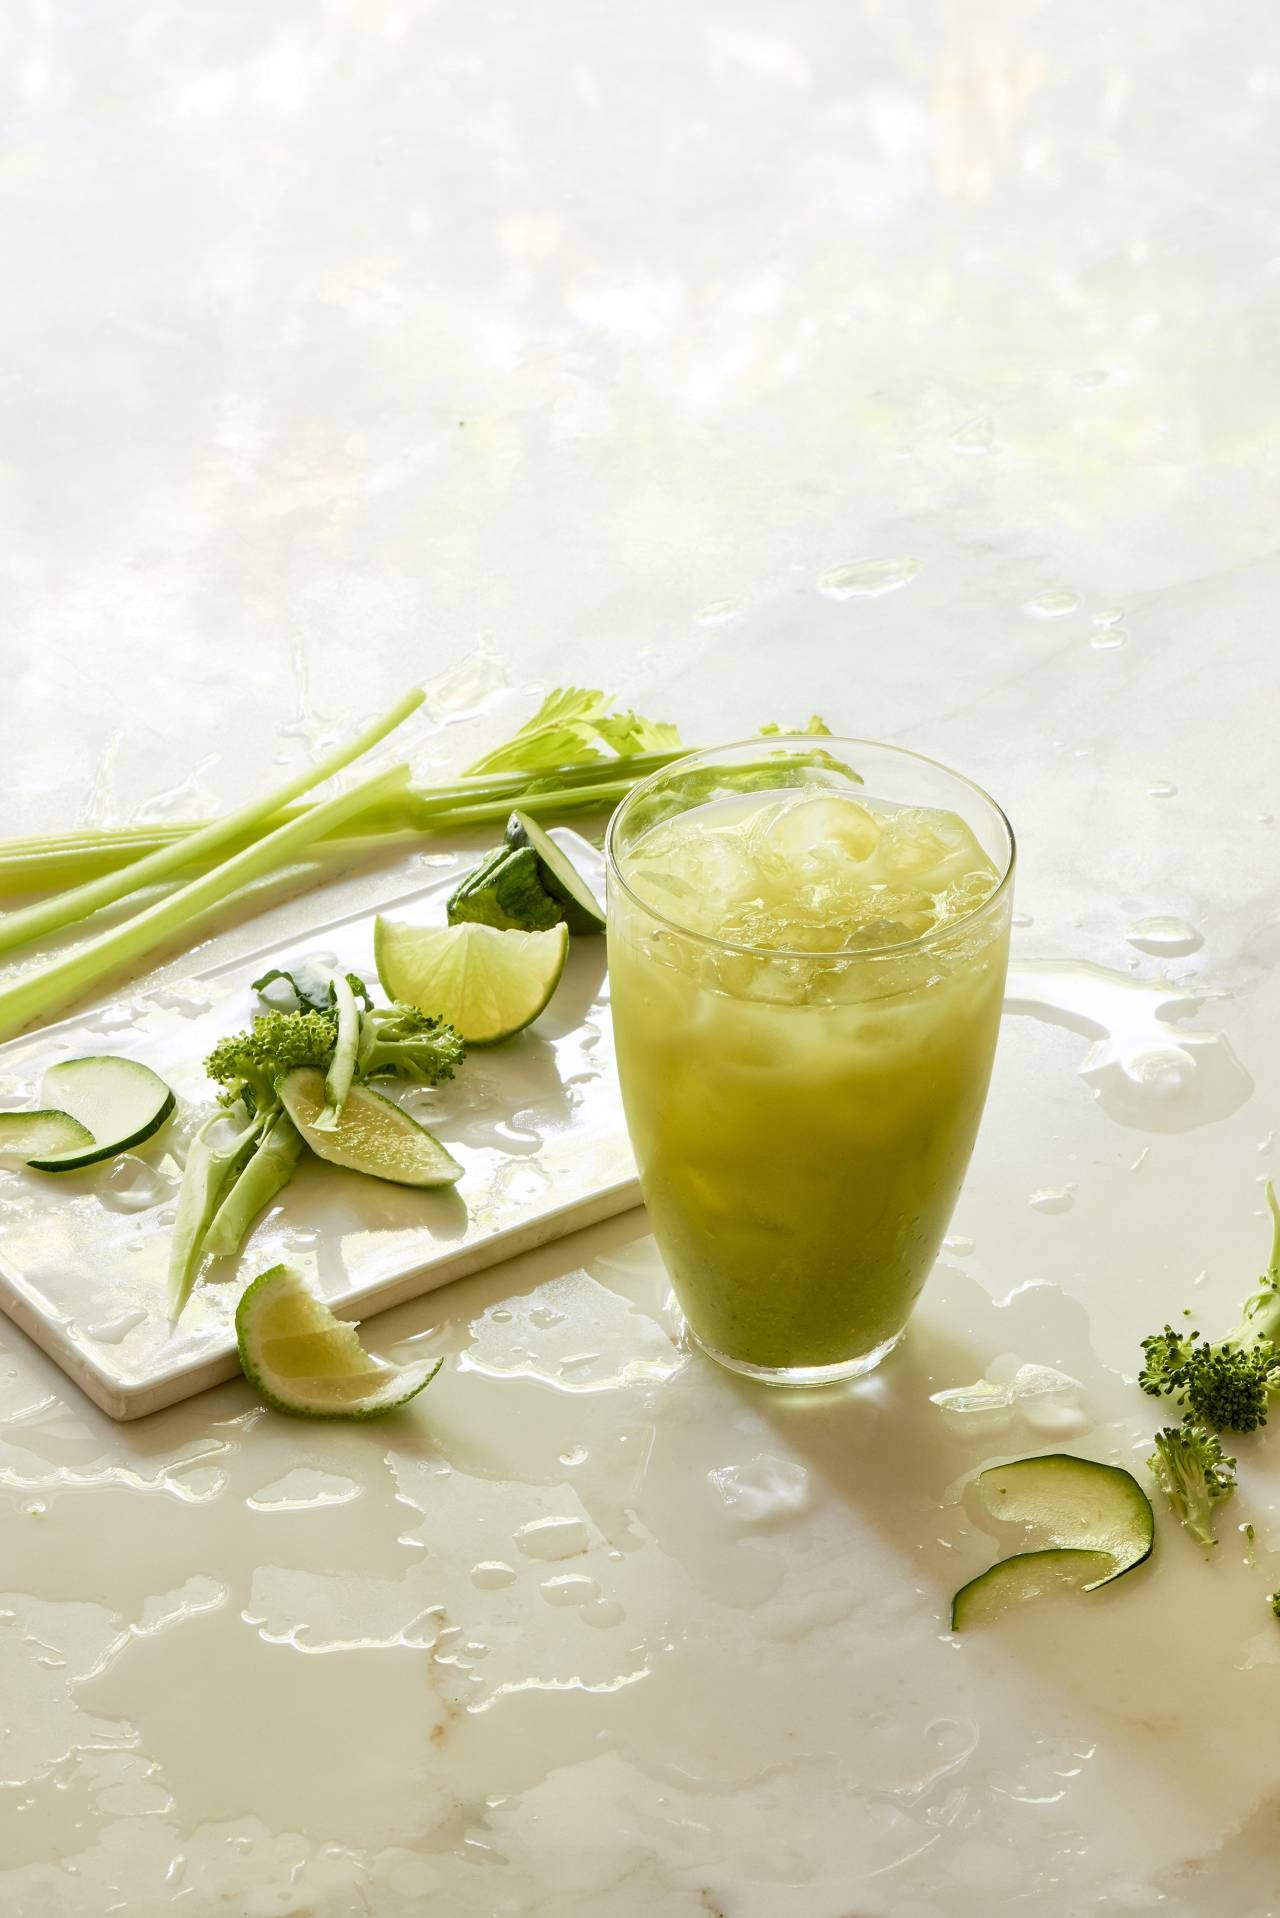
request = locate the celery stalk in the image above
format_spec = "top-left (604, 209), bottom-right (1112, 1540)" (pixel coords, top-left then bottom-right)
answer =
top-left (0, 687), bottom-right (425, 955)
top-left (0, 761), bottom-right (411, 1043)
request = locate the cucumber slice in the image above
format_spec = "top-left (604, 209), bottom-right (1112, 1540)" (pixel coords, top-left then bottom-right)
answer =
top-left (25, 1057), bottom-right (175, 1171)
top-left (236, 1263), bottom-right (443, 1419)
top-left (504, 811), bottom-right (605, 934)
top-left (278, 1066), bottom-right (462, 1187)
top-left (374, 918), bottom-right (569, 1046)
top-left (0, 1109), bottom-right (95, 1163)
top-left (447, 845), bottom-right (561, 932)
top-left (975, 1453), bottom-right (1154, 1588)
top-left (951, 1549), bottom-right (1115, 1632)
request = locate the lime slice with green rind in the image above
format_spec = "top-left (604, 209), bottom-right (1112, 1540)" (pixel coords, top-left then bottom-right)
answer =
top-left (235, 1263), bottom-right (443, 1418)
top-left (278, 1067), bottom-right (462, 1186)
top-left (374, 918), bottom-right (569, 1045)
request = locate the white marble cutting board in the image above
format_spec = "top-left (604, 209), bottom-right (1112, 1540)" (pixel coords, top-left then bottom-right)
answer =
top-left (0, 834), bottom-right (638, 1420)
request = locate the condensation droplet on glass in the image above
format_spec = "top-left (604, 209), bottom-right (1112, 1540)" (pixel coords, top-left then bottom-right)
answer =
top-left (943, 1235), bottom-right (976, 1256)
top-left (1093, 606), bottom-right (1125, 626)
top-left (1012, 911), bottom-right (1033, 929)
top-left (1089, 627), bottom-right (1129, 650)
top-left (1147, 780), bottom-right (1178, 799)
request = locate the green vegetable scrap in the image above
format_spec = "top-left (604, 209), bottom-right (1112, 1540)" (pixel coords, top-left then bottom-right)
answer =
top-left (1147, 1421), bottom-right (1238, 1548)
top-left (1139, 1183), bottom-right (1280, 1433)
top-left (447, 845), bottom-right (561, 932)
top-left (169, 965), bottom-right (464, 1317)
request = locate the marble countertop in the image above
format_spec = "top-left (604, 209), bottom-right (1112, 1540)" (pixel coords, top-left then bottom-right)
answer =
top-left (3, 2), bottom-right (1279, 1912)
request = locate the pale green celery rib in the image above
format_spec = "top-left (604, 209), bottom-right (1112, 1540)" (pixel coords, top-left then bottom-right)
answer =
top-left (0, 686), bottom-right (425, 957)
top-left (0, 750), bottom-right (689, 897)
top-left (0, 761), bottom-right (412, 1045)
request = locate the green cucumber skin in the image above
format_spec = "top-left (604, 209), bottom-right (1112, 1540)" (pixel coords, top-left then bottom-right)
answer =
top-left (26, 1057), bottom-right (176, 1171)
top-left (504, 811), bottom-right (605, 934)
top-left (0, 1109), bottom-right (95, 1165)
top-left (976, 1453), bottom-right (1154, 1589)
top-left (447, 845), bottom-right (561, 933)
top-left (950, 1547), bottom-right (1115, 1632)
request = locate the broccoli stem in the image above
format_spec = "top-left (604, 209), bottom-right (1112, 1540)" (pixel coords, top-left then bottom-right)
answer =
top-left (0, 688), bottom-right (424, 955)
top-left (0, 761), bottom-right (411, 1043)
top-left (316, 972), bottom-right (361, 1131)
top-left (168, 1109), bottom-right (263, 1318)
top-left (202, 1112), bottom-right (305, 1259)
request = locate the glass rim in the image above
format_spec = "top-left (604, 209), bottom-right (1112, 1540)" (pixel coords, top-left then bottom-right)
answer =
top-left (605, 732), bottom-right (1017, 963)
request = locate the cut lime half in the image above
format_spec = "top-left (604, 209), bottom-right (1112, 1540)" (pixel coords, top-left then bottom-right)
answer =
top-left (235, 1264), bottom-right (443, 1418)
top-left (374, 918), bottom-right (569, 1045)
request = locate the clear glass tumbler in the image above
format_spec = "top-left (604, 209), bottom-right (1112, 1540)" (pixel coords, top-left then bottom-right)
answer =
top-left (606, 735), bottom-right (1015, 1386)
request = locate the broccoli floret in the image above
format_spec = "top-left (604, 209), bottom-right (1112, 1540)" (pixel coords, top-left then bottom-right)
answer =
top-left (1184, 1343), bottom-right (1275, 1433)
top-left (1139, 1185), bottom-right (1280, 1433)
top-left (1270, 1590), bottom-right (1280, 1619)
top-left (1148, 1420), bottom-right (1237, 1548)
top-left (1139, 1324), bottom-right (1200, 1400)
top-left (356, 1004), bottom-right (464, 1087)
top-left (205, 1008), bottom-right (338, 1114)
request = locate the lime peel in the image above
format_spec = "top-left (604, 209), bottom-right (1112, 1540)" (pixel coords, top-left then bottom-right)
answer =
top-left (374, 918), bottom-right (569, 1045)
top-left (235, 1264), bottom-right (443, 1419)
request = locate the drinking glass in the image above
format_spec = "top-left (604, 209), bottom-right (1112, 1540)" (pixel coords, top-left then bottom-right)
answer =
top-left (606, 736), bottom-right (1015, 1386)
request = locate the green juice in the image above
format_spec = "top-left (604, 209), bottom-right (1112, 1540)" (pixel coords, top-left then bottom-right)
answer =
top-left (608, 785), bottom-right (1011, 1380)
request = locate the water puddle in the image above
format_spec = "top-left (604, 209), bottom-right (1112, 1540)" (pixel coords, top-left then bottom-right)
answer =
top-left (1005, 958), bottom-right (1252, 1130)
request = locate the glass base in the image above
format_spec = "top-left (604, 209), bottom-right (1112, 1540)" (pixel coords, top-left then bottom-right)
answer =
top-left (691, 1327), bottom-right (905, 1388)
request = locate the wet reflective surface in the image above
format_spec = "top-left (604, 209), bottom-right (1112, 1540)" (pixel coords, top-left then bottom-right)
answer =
top-left (4, 0), bottom-right (1280, 1908)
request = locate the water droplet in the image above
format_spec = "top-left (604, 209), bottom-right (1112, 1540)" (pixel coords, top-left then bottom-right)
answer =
top-left (582, 1597), bottom-right (626, 1628)
top-left (1147, 780), bottom-right (1178, 799)
top-left (1024, 591), bottom-right (1080, 618)
top-left (97, 1156), bottom-right (170, 1214)
top-left (539, 1574), bottom-right (599, 1607)
top-left (943, 1235), bottom-right (976, 1257)
top-left (560, 1445), bottom-right (589, 1467)
top-left (1012, 911), bottom-right (1034, 930)
top-left (694, 597), bottom-right (745, 625)
top-left (1125, 916), bottom-right (1203, 957)
top-left (950, 416), bottom-right (993, 453)
top-left (709, 1456), bottom-right (810, 1524)
top-left (513, 1516), bottom-right (590, 1562)
top-left (470, 1561), bottom-right (516, 1590)
top-left (1092, 606), bottom-right (1125, 626)
top-left (1089, 627), bottom-right (1129, 650)
top-left (1259, 1131), bottom-right (1275, 1154)
top-left (83, 1308), bottom-right (148, 1345)
top-left (131, 754), bottom-right (221, 826)
top-left (817, 557), bottom-right (919, 600)
top-left (1130, 1146), bottom-right (1151, 1172)
top-left (1028, 1187), bottom-right (1075, 1214)
top-left (1257, 812), bottom-right (1275, 827)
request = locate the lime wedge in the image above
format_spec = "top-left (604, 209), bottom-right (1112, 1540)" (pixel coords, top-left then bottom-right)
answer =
top-left (374, 918), bottom-right (569, 1045)
top-left (278, 1067), bottom-right (462, 1186)
top-left (235, 1264), bottom-right (443, 1418)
